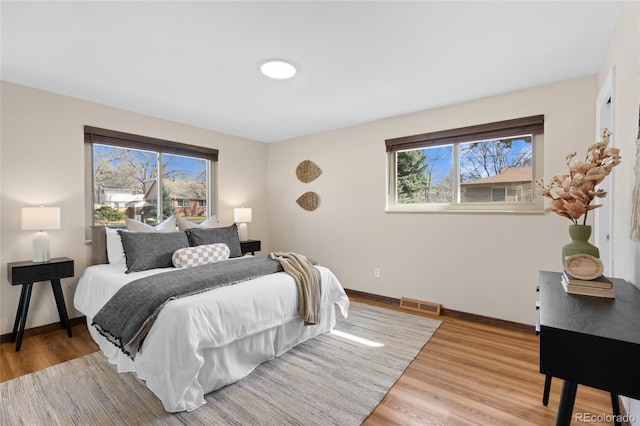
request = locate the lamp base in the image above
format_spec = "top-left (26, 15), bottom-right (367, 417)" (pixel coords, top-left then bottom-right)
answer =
top-left (238, 223), bottom-right (248, 242)
top-left (33, 231), bottom-right (51, 262)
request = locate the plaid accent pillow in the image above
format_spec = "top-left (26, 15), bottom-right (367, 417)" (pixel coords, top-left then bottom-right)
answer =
top-left (172, 243), bottom-right (230, 269)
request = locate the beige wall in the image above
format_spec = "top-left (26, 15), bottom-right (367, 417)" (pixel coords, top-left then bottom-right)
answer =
top-left (596, 0), bottom-right (640, 419)
top-left (267, 76), bottom-right (598, 326)
top-left (0, 81), bottom-right (268, 334)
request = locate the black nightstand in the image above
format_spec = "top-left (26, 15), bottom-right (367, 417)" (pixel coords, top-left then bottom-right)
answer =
top-left (240, 239), bottom-right (261, 255)
top-left (7, 257), bottom-right (74, 351)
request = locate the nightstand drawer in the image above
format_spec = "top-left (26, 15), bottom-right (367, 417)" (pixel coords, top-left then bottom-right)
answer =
top-left (240, 240), bottom-right (261, 255)
top-left (8, 257), bottom-right (74, 285)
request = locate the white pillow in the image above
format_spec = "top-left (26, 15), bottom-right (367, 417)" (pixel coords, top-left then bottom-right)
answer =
top-left (125, 216), bottom-right (177, 232)
top-left (176, 215), bottom-right (219, 231)
top-left (172, 243), bottom-right (230, 269)
top-left (105, 227), bottom-right (125, 265)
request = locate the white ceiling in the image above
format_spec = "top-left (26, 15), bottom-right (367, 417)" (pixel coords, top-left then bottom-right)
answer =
top-left (1, 1), bottom-right (624, 143)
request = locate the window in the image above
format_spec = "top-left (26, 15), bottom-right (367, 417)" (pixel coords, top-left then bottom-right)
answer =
top-left (84, 126), bottom-right (218, 236)
top-left (491, 186), bottom-right (523, 202)
top-left (386, 115), bottom-right (544, 213)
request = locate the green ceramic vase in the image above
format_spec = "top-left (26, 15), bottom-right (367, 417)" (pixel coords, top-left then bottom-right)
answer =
top-left (562, 224), bottom-right (600, 261)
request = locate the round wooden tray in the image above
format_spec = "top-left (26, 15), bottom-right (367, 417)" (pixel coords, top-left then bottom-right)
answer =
top-left (563, 254), bottom-right (604, 280)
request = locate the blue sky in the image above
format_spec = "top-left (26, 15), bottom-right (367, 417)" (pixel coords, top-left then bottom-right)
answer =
top-left (94, 144), bottom-right (206, 180)
top-left (420, 137), bottom-right (531, 185)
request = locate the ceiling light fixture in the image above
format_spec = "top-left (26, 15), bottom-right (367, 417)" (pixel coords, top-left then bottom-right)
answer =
top-left (260, 60), bottom-right (296, 79)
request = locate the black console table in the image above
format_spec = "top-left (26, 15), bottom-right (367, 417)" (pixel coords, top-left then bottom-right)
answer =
top-left (538, 271), bottom-right (640, 426)
top-left (7, 257), bottom-right (74, 351)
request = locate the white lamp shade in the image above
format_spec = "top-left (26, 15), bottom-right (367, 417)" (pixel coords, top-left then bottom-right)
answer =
top-left (234, 208), bottom-right (252, 223)
top-left (21, 207), bottom-right (61, 230)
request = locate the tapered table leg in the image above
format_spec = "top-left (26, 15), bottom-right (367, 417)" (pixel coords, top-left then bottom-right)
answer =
top-left (611, 393), bottom-right (621, 426)
top-left (556, 380), bottom-right (577, 426)
top-left (51, 279), bottom-right (72, 337)
top-left (543, 374), bottom-right (552, 406)
top-left (11, 283), bottom-right (33, 351)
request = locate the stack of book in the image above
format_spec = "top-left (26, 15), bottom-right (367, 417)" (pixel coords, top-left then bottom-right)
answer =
top-left (561, 271), bottom-right (615, 298)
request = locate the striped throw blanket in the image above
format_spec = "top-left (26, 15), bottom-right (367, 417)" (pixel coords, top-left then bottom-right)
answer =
top-left (270, 252), bottom-right (322, 325)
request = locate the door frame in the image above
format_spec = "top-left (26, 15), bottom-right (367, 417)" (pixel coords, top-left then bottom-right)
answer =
top-left (595, 67), bottom-right (615, 275)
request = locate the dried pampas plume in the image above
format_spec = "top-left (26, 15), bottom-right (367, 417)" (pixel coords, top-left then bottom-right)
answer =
top-left (536, 129), bottom-right (621, 225)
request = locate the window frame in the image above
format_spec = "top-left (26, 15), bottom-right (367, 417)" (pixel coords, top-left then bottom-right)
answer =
top-left (84, 126), bottom-right (219, 239)
top-left (385, 115), bottom-right (544, 214)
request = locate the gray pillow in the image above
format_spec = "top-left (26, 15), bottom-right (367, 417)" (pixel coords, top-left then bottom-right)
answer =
top-left (185, 224), bottom-right (242, 258)
top-left (118, 230), bottom-right (190, 273)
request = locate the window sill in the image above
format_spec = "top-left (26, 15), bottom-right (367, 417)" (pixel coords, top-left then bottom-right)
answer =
top-left (385, 204), bottom-right (544, 215)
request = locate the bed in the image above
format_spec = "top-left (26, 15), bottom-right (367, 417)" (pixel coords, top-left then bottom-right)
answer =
top-left (74, 225), bottom-right (350, 412)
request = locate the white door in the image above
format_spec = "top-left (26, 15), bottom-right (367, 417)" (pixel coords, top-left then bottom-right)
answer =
top-left (595, 69), bottom-right (615, 276)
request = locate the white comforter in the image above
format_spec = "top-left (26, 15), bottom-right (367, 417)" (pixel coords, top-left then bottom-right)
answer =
top-left (74, 258), bottom-right (350, 412)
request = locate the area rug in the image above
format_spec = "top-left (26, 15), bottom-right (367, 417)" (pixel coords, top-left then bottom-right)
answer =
top-left (0, 302), bottom-right (440, 425)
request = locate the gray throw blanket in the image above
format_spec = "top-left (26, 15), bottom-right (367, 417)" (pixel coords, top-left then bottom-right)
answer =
top-left (270, 252), bottom-right (322, 325)
top-left (92, 255), bottom-right (283, 359)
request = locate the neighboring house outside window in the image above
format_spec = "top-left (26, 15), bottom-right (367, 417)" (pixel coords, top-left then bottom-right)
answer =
top-left (145, 179), bottom-right (207, 219)
top-left (461, 167), bottom-right (531, 203)
top-left (100, 188), bottom-right (144, 209)
top-left (385, 115), bottom-right (544, 213)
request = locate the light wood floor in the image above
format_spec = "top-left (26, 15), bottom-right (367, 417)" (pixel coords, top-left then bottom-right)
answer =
top-left (0, 323), bottom-right (99, 383)
top-left (0, 300), bottom-right (616, 425)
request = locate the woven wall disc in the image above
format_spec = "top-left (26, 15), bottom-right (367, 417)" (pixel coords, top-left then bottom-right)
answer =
top-left (296, 192), bottom-right (319, 211)
top-left (296, 160), bottom-right (322, 183)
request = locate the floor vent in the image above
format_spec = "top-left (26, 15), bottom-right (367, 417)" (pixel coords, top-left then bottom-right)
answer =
top-left (400, 297), bottom-right (441, 316)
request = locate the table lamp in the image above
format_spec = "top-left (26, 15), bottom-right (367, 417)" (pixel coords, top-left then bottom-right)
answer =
top-left (21, 206), bottom-right (61, 262)
top-left (234, 207), bottom-right (252, 242)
